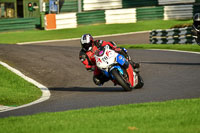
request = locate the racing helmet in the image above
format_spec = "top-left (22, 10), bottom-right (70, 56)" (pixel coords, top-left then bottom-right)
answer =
top-left (193, 13), bottom-right (200, 32)
top-left (80, 34), bottom-right (94, 51)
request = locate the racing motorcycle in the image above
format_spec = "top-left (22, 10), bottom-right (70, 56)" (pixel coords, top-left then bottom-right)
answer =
top-left (94, 45), bottom-right (144, 91)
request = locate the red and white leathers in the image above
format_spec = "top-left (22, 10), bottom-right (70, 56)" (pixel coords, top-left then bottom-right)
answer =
top-left (79, 40), bottom-right (119, 85)
top-left (79, 39), bottom-right (139, 85)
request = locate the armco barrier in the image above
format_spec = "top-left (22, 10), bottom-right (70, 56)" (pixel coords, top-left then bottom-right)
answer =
top-left (45, 13), bottom-right (77, 30)
top-left (164, 5), bottom-right (193, 20)
top-left (122, 0), bottom-right (158, 8)
top-left (58, 0), bottom-right (199, 13)
top-left (56, 13), bottom-right (77, 29)
top-left (60, 0), bottom-right (78, 13)
top-left (83, 0), bottom-right (122, 11)
top-left (105, 8), bottom-right (136, 24)
top-left (0, 18), bottom-right (40, 32)
top-left (158, 0), bottom-right (195, 5)
top-left (136, 6), bottom-right (164, 21)
top-left (150, 27), bottom-right (196, 44)
top-left (43, 2), bottom-right (200, 30)
top-left (77, 10), bottom-right (105, 25)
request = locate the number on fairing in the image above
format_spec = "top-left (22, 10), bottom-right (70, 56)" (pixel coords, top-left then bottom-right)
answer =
top-left (102, 56), bottom-right (108, 62)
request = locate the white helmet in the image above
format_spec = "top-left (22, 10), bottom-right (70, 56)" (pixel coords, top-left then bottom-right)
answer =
top-left (80, 34), bottom-right (94, 51)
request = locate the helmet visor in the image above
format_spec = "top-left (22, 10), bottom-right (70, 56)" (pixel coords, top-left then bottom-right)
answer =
top-left (82, 43), bottom-right (92, 50)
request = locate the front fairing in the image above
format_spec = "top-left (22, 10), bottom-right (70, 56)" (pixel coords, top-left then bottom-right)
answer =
top-left (95, 46), bottom-right (117, 71)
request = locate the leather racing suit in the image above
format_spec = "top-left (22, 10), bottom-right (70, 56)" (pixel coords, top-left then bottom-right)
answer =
top-left (79, 40), bottom-right (136, 85)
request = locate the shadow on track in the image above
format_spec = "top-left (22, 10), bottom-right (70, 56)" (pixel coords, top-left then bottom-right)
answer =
top-left (49, 87), bottom-right (126, 92)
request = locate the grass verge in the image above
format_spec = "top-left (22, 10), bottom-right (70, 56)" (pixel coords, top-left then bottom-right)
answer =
top-left (0, 98), bottom-right (199, 133)
top-left (0, 19), bottom-right (192, 44)
top-left (0, 64), bottom-right (42, 106)
top-left (120, 44), bottom-right (200, 52)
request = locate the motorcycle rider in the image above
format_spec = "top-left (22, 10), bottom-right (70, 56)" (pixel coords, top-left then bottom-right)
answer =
top-left (192, 13), bottom-right (200, 44)
top-left (79, 33), bottom-right (140, 86)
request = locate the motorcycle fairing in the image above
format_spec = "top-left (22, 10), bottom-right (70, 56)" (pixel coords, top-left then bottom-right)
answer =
top-left (116, 54), bottom-right (125, 66)
top-left (102, 65), bottom-right (124, 79)
top-left (126, 64), bottom-right (138, 87)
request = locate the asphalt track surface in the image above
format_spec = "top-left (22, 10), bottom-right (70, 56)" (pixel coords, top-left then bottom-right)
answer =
top-left (0, 32), bottom-right (200, 118)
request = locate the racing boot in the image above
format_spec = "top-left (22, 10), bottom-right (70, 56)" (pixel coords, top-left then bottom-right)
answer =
top-left (93, 76), bottom-right (102, 86)
top-left (93, 75), bottom-right (109, 86)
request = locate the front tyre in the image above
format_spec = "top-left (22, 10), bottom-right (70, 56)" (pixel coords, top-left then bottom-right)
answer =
top-left (111, 69), bottom-right (132, 91)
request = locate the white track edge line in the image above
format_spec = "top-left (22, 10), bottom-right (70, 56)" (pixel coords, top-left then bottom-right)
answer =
top-left (0, 61), bottom-right (51, 113)
top-left (17, 31), bottom-right (150, 45)
top-left (148, 49), bottom-right (200, 54)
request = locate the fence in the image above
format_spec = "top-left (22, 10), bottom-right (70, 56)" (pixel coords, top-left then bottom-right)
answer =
top-left (0, 18), bottom-right (40, 32)
top-left (150, 27), bottom-right (196, 44)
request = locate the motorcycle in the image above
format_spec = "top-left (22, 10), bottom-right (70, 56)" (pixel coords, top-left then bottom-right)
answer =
top-left (94, 45), bottom-right (144, 91)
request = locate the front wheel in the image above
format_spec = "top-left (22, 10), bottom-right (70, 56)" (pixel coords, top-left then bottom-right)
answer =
top-left (111, 69), bottom-right (132, 91)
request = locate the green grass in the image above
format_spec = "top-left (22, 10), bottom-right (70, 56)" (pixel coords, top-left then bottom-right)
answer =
top-left (0, 19), bottom-right (192, 44)
top-left (0, 64), bottom-right (42, 106)
top-left (0, 98), bottom-right (199, 133)
top-left (120, 44), bottom-right (200, 52)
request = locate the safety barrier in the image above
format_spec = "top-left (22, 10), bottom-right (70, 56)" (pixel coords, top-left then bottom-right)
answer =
top-left (83, 0), bottom-right (122, 11)
top-left (57, 0), bottom-right (199, 13)
top-left (150, 27), bottom-right (196, 44)
top-left (60, 0), bottom-right (78, 13)
top-left (105, 8), bottom-right (136, 24)
top-left (56, 13), bottom-right (77, 29)
top-left (158, 0), bottom-right (195, 5)
top-left (45, 13), bottom-right (77, 30)
top-left (122, 0), bottom-right (158, 8)
top-left (164, 5), bottom-right (193, 20)
top-left (44, 3), bottom-right (200, 30)
top-left (136, 6), bottom-right (164, 21)
top-left (0, 18), bottom-right (40, 32)
top-left (77, 10), bottom-right (105, 25)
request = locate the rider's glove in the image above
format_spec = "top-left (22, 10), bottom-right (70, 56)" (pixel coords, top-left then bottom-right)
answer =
top-left (87, 65), bottom-right (95, 72)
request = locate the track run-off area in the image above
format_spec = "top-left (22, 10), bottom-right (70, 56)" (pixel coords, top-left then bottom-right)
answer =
top-left (0, 32), bottom-right (200, 118)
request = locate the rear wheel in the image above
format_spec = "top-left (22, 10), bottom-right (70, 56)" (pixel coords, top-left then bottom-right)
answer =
top-left (111, 69), bottom-right (132, 91)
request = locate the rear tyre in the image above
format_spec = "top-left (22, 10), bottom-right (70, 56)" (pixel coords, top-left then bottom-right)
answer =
top-left (111, 69), bottom-right (132, 91)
